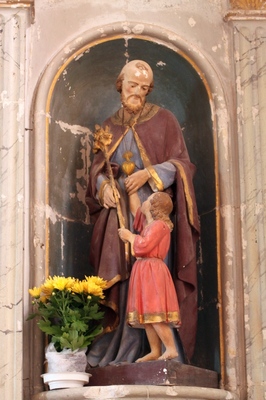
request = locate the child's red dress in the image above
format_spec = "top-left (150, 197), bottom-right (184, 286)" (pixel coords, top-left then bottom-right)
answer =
top-left (127, 210), bottom-right (181, 328)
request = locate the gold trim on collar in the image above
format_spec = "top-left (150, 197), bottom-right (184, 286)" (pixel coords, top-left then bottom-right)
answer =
top-left (106, 126), bottom-right (130, 159)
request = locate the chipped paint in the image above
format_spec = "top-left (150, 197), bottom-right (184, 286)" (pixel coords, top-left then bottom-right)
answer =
top-left (244, 313), bottom-right (250, 331)
top-left (236, 76), bottom-right (243, 95)
top-left (132, 24), bottom-right (145, 34)
top-left (56, 120), bottom-right (92, 136)
top-left (224, 281), bottom-right (237, 355)
top-left (60, 221), bottom-right (65, 262)
top-left (75, 36), bottom-right (83, 44)
top-left (17, 320), bottom-right (22, 332)
top-left (188, 17), bottom-right (196, 27)
top-left (254, 202), bottom-right (264, 215)
top-left (167, 33), bottom-right (179, 42)
top-left (64, 45), bottom-right (75, 54)
top-left (1, 90), bottom-right (11, 107)
top-left (45, 204), bottom-right (58, 224)
top-left (252, 106), bottom-right (259, 124)
top-left (122, 23), bottom-right (132, 34)
top-left (74, 52), bottom-right (84, 61)
top-left (33, 235), bottom-right (45, 249)
top-left (156, 60), bottom-right (166, 67)
top-left (17, 193), bottom-right (24, 208)
top-left (212, 45), bottom-right (219, 52)
top-left (221, 27), bottom-right (230, 66)
top-left (214, 103), bottom-right (229, 161)
top-left (220, 205), bottom-right (234, 258)
top-left (34, 201), bottom-right (85, 225)
top-left (244, 291), bottom-right (249, 307)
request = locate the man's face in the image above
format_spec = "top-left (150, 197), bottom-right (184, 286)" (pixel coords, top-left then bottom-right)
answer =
top-left (121, 65), bottom-right (152, 114)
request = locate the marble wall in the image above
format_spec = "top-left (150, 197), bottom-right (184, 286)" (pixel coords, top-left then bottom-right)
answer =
top-left (228, 14), bottom-right (266, 400)
top-left (0, 1), bottom-right (266, 399)
top-left (0, 4), bottom-right (31, 400)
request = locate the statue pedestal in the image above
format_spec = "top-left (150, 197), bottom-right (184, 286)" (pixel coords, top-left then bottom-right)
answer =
top-left (86, 360), bottom-right (218, 388)
top-left (32, 361), bottom-right (221, 399)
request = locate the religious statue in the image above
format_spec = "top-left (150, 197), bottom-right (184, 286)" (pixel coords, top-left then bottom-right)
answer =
top-left (85, 60), bottom-right (199, 367)
top-left (118, 191), bottom-right (181, 362)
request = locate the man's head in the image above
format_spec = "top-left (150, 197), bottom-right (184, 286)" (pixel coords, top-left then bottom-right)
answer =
top-left (116, 60), bottom-right (154, 114)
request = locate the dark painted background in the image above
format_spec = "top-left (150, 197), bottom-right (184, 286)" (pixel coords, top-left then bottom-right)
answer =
top-left (48, 38), bottom-right (219, 373)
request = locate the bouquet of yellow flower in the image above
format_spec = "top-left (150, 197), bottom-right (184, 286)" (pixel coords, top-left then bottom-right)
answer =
top-left (28, 275), bottom-right (107, 352)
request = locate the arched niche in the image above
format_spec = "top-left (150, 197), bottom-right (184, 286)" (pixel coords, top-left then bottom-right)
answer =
top-left (31, 23), bottom-right (234, 392)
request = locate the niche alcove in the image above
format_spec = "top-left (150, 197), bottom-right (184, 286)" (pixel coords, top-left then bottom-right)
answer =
top-left (34, 33), bottom-right (220, 385)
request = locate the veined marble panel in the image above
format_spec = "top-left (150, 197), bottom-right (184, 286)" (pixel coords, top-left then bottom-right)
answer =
top-left (233, 21), bottom-right (266, 399)
top-left (0, 7), bottom-right (29, 400)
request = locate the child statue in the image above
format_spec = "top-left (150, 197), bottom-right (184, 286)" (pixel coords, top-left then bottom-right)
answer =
top-left (118, 191), bottom-right (181, 362)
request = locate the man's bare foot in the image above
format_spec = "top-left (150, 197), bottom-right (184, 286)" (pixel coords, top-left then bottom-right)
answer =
top-left (158, 350), bottom-right (179, 360)
top-left (135, 351), bottom-right (161, 363)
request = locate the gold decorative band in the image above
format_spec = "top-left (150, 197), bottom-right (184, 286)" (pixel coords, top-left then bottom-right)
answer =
top-left (230, 0), bottom-right (266, 10)
top-left (0, 1), bottom-right (33, 7)
top-left (128, 310), bottom-right (181, 326)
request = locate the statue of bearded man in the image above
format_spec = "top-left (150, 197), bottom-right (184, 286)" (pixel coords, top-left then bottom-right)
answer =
top-left (86, 59), bottom-right (200, 367)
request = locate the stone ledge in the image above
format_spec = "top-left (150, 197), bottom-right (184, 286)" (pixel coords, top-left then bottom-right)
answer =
top-left (32, 385), bottom-right (239, 400)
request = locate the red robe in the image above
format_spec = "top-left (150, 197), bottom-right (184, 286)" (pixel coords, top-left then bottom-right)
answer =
top-left (86, 103), bottom-right (200, 361)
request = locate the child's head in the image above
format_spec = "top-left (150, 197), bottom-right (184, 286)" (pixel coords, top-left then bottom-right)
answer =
top-left (149, 192), bottom-right (173, 231)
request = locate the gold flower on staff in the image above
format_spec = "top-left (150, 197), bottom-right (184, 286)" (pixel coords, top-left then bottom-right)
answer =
top-left (93, 124), bottom-right (112, 153)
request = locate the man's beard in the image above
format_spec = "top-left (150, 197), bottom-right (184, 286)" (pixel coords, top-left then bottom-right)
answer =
top-left (121, 94), bottom-right (145, 114)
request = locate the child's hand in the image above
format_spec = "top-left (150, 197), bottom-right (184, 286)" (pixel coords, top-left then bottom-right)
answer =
top-left (118, 228), bottom-right (132, 242)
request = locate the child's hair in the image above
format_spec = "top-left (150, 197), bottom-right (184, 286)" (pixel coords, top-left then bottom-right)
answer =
top-left (150, 192), bottom-right (174, 231)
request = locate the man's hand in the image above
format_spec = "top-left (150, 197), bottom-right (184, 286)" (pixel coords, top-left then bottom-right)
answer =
top-left (102, 184), bottom-right (120, 209)
top-left (125, 169), bottom-right (150, 195)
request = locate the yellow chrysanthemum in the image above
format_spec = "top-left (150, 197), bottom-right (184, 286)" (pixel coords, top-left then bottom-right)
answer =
top-left (28, 286), bottom-right (42, 298)
top-left (51, 276), bottom-right (75, 291)
top-left (39, 295), bottom-right (48, 303)
top-left (41, 279), bottom-right (54, 298)
top-left (84, 281), bottom-right (105, 298)
top-left (71, 280), bottom-right (85, 294)
top-left (85, 275), bottom-right (107, 289)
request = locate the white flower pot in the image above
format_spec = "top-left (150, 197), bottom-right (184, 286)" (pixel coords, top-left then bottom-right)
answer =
top-left (41, 372), bottom-right (91, 390)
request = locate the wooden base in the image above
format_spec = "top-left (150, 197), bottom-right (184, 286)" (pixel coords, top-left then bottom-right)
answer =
top-left (86, 359), bottom-right (218, 388)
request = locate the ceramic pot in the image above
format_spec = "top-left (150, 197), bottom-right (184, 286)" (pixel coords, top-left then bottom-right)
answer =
top-left (42, 372), bottom-right (91, 390)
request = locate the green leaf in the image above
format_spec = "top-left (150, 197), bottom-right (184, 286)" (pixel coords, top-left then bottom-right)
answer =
top-left (38, 320), bottom-right (62, 336)
top-left (26, 313), bottom-right (39, 321)
top-left (71, 320), bottom-right (87, 332)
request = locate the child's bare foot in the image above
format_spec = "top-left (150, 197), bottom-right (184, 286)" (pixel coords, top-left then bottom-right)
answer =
top-left (158, 350), bottom-right (179, 360)
top-left (135, 351), bottom-right (161, 363)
